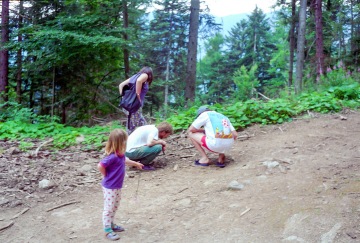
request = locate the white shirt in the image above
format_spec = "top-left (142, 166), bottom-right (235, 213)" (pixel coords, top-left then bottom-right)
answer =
top-left (191, 111), bottom-right (235, 153)
top-left (126, 125), bottom-right (159, 152)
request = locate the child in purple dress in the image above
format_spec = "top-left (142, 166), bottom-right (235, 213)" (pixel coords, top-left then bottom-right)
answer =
top-left (98, 129), bottom-right (143, 241)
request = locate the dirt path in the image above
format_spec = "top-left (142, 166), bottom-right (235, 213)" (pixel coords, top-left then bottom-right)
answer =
top-left (1, 111), bottom-right (359, 243)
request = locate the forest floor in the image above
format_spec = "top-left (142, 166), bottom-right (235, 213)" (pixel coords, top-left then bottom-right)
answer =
top-left (0, 110), bottom-right (360, 243)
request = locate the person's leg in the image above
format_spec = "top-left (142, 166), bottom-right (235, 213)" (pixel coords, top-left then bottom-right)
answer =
top-left (136, 109), bottom-right (147, 127)
top-left (127, 113), bottom-right (136, 135)
top-left (218, 153), bottom-right (225, 163)
top-left (128, 110), bottom-right (147, 135)
top-left (188, 132), bottom-right (210, 164)
top-left (214, 153), bottom-right (227, 168)
top-left (111, 189), bottom-right (124, 232)
top-left (125, 145), bottom-right (162, 165)
top-left (102, 187), bottom-right (119, 235)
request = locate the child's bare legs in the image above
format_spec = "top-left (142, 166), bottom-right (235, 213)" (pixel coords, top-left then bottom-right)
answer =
top-left (188, 132), bottom-right (210, 164)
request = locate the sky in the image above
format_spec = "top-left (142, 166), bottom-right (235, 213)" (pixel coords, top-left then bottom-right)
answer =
top-left (205, 0), bottom-right (277, 17)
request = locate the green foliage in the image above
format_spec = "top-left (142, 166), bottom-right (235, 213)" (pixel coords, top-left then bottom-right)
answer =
top-left (265, 20), bottom-right (289, 98)
top-left (233, 65), bottom-right (260, 101)
top-left (320, 65), bottom-right (355, 88)
top-left (166, 83), bottom-right (360, 131)
top-left (0, 102), bottom-right (57, 123)
top-left (196, 33), bottom-right (231, 104)
top-left (295, 92), bottom-right (342, 113)
top-left (328, 83), bottom-right (360, 100)
top-left (19, 141), bottom-right (34, 152)
top-left (0, 120), bottom-right (122, 150)
top-left (166, 107), bottom-right (198, 132)
top-left (1, 83), bottom-right (359, 150)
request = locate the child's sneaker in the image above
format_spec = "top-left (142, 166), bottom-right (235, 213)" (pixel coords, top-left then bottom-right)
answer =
top-left (106, 232), bottom-right (120, 241)
top-left (112, 224), bottom-right (125, 232)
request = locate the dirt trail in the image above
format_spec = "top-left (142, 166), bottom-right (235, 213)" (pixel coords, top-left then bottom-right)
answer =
top-left (1, 111), bottom-right (359, 243)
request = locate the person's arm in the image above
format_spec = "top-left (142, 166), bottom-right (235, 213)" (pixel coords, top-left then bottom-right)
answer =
top-left (119, 78), bottom-right (130, 96)
top-left (146, 138), bottom-right (166, 147)
top-left (97, 163), bottom-right (106, 177)
top-left (229, 123), bottom-right (238, 140)
top-left (125, 158), bottom-right (143, 170)
top-left (135, 73), bottom-right (148, 101)
top-left (188, 114), bottom-right (207, 134)
top-left (144, 131), bottom-right (167, 151)
top-left (231, 130), bottom-right (238, 140)
top-left (188, 125), bottom-right (205, 134)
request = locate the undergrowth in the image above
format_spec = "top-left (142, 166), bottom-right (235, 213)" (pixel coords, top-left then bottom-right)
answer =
top-left (167, 82), bottom-right (360, 132)
top-left (0, 81), bottom-right (359, 150)
top-left (0, 119), bottom-right (122, 150)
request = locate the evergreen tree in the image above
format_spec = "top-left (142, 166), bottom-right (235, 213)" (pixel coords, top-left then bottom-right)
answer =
top-left (225, 19), bottom-right (249, 73)
top-left (144, 0), bottom-right (190, 113)
top-left (7, 0), bottom-right (148, 124)
top-left (197, 33), bottom-right (231, 103)
top-left (242, 6), bottom-right (276, 87)
top-left (224, 7), bottom-right (276, 94)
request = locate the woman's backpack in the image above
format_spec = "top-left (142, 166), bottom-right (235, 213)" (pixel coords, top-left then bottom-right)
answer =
top-left (119, 73), bottom-right (142, 114)
top-left (119, 73), bottom-right (143, 130)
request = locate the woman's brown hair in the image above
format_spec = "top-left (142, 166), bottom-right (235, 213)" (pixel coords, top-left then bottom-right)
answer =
top-left (139, 66), bottom-right (153, 85)
top-left (105, 129), bottom-right (128, 156)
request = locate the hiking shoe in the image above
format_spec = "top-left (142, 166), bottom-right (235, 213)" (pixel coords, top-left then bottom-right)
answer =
top-left (112, 224), bottom-right (125, 232)
top-left (106, 232), bottom-right (120, 241)
top-left (143, 165), bottom-right (156, 171)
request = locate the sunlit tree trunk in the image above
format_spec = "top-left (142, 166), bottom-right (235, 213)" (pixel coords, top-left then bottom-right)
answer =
top-left (16, 0), bottom-right (24, 104)
top-left (0, 0), bottom-right (10, 102)
top-left (314, 0), bottom-right (325, 83)
top-left (123, 0), bottom-right (130, 78)
top-left (185, 0), bottom-right (200, 105)
top-left (51, 67), bottom-right (55, 118)
top-left (295, 0), bottom-right (307, 94)
top-left (164, 51), bottom-right (170, 115)
top-left (288, 0), bottom-right (296, 88)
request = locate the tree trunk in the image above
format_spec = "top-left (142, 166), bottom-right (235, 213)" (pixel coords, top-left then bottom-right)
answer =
top-left (253, 32), bottom-right (257, 66)
top-left (122, 0), bottom-right (130, 78)
top-left (288, 0), bottom-right (296, 88)
top-left (185, 0), bottom-right (200, 105)
top-left (350, 0), bottom-right (354, 55)
top-left (16, 0), bottom-right (24, 104)
top-left (0, 0), bottom-right (10, 102)
top-left (314, 0), bottom-right (325, 83)
top-left (51, 67), bottom-right (55, 118)
top-left (295, 0), bottom-right (307, 94)
top-left (164, 51), bottom-right (170, 116)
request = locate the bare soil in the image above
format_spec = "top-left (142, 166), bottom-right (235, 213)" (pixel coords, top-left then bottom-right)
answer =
top-left (1, 110), bottom-right (360, 243)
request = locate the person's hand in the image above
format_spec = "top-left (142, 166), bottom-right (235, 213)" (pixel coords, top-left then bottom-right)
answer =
top-left (135, 162), bottom-right (144, 170)
top-left (232, 130), bottom-right (238, 140)
top-left (160, 140), bottom-right (167, 152)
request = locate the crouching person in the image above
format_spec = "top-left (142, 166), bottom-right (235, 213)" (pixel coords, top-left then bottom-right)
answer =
top-left (188, 106), bottom-right (237, 168)
top-left (125, 122), bottom-right (173, 170)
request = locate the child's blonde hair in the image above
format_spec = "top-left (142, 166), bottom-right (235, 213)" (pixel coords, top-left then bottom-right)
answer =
top-left (105, 129), bottom-right (128, 155)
